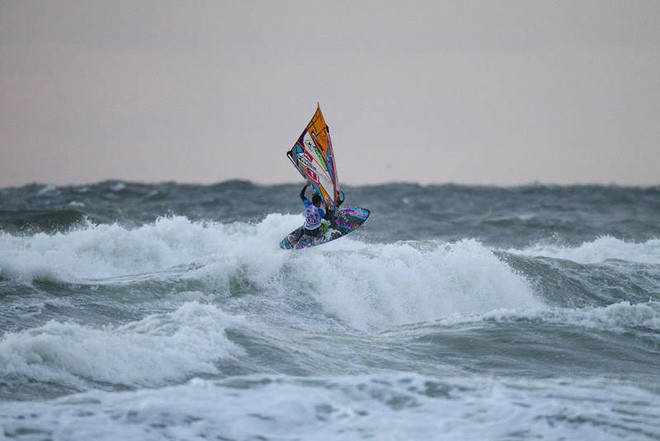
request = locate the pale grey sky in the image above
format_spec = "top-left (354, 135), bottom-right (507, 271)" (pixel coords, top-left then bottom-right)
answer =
top-left (1, 1), bottom-right (659, 188)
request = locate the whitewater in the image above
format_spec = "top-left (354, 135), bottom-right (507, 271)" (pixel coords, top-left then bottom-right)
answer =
top-left (1, 181), bottom-right (659, 440)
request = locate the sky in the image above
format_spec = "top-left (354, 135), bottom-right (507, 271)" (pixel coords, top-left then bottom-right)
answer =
top-left (1, 1), bottom-right (659, 188)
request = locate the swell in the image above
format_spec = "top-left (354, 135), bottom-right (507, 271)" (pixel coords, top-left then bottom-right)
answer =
top-left (367, 300), bottom-right (659, 390)
top-left (0, 208), bottom-right (92, 234)
top-left (2, 182), bottom-right (659, 247)
top-left (1, 215), bottom-right (659, 403)
top-left (0, 302), bottom-right (244, 400)
top-left (2, 299), bottom-right (658, 401)
top-left (2, 216), bottom-right (658, 329)
top-left (500, 237), bottom-right (660, 308)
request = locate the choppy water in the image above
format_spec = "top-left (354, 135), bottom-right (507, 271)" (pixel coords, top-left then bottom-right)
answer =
top-left (1, 181), bottom-right (659, 440)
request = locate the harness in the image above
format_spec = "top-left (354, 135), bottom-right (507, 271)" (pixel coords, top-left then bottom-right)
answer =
top-left (304, 204), bottom-right (322, 230)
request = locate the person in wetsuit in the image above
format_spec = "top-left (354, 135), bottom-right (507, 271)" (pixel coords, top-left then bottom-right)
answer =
top-left (298, 183), bottom-right (347, 240)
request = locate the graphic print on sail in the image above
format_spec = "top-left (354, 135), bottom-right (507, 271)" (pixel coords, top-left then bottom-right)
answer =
top-left (281, 103), bottom-right (370, 249)
top-left (286, 104), bottom-right (340, 210)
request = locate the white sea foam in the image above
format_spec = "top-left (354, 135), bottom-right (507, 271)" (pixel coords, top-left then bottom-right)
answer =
top-left (279, 238), bottom-right (541, 331)
top-left (483, 300), bottom-right (660, 331)
top-left (0, 215), bottom-right (291, 284)
top-left (2, 374), bottom-right (657, 441)
top-left (419, 300), bottom-right (660, 334)
top-left (0, 302), bottom-right (244, 388)
top-left (512, 236), bottom-right (660, 265)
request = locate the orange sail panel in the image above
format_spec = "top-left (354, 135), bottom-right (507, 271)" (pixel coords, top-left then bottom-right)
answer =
top-left (286, 104), bottom-right (340, 208)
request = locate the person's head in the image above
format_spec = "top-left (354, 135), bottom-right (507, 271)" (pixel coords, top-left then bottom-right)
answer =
top-left (312, 194), bottom-right (322, 207)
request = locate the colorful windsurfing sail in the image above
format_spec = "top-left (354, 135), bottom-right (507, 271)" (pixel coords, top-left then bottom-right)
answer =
top-left (287, 103), bottom-right (340, 209)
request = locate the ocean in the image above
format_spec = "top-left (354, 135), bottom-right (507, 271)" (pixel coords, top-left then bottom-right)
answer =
top-left (0, 181), bottom-right (658, 440)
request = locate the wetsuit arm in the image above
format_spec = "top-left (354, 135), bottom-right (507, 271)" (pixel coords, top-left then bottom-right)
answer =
top-left (325, 191), bottom-right (344, 221)
top-left (300, 184), bottom-right (308, 202)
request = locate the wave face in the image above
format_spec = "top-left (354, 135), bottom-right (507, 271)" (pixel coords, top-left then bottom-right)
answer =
top-left (1, 181), bottom-right (659, 440)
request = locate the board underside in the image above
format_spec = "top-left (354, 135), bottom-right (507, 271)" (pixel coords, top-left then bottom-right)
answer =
top-left (280, 207), bottom-right (370, 250)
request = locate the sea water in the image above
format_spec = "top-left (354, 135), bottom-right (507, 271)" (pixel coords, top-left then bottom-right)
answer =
top-left (0, 181), bottom-right (658, 440)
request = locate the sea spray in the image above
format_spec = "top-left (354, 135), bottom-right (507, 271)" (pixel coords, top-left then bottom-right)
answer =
top-left (299, 239), bottom-right (540, 331)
